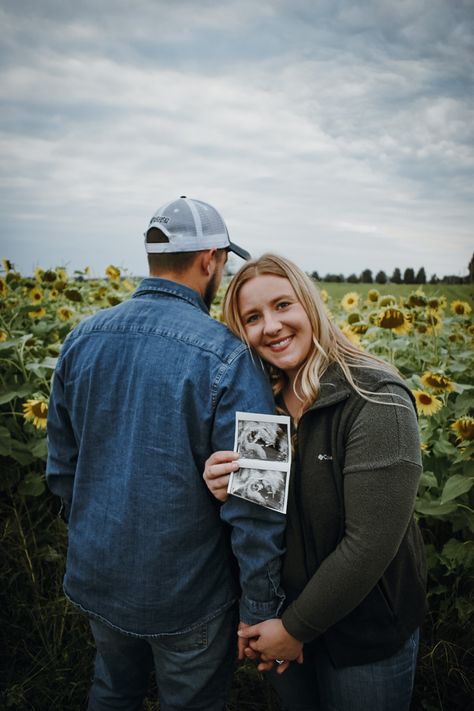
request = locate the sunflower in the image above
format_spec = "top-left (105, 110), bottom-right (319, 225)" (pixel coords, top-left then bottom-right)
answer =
top-left (56, 267), bottom-right (68, 282)
top-left (319, 289), bottom-right (329, 303)
top-left (377, 308), bottom-right (412, 334)
top-left (341, 292), bottom-right (359, 311)
top-left (427, 297), bottom-right (444, 311)
top-left (420, 372), bottom-right (454, 393)
top-left (23, 398), bottom-right (49, 429)
top-left (450, 300), bottom-right (472, 316)
top-left (122, 279), bottom-right (135, 292)
top-left (106, 265), bottom-right (121, 281)
top-left (29, 287), bottom-right (43, 304)
top-left (2, 258), bottom-right (13, 272)
top-left (0, 277), bottom-right (8, 297)
top-left (28, 307), bottom-right (46, 319)
top-left (351, 322), bottom-right (369, 334)
top-left (0, 329), bottom-right (8, 342)
top-left (57, 306), bottom-right (74, 321)
top-left (342, 324), bottom-right (361, 346)
top-left (42, 269), bottom-right (57, 283)
top-left (408, 291), bottom-right (427, 308)
top-left (426, 311), bottom-right (442, 334)
top-left (451, 416), bottom-right (474, 442)
top-left (49, 288), bottom-right (59, 300)
top-left (412, 389), bottom-right (443, 417)
top-left (366, 289), bottom-right (379, 304)
top-left (347, 311), bottom-right (362, 325)
top-left (84, 266), bottom-right (91, 275)
top-left (34, 267), bottom-right (44, 282)
top-left (65, 288), bottom-right (82, 303)
top-left (378, 295), bottom-right (397, 307)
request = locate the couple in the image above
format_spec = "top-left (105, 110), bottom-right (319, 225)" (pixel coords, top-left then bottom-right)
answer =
top-left (46, 197), bottom-right (426, 711)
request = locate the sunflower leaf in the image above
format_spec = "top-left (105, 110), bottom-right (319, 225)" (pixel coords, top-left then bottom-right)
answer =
top-left (30, 438), bottom-right (48, 459)
top-left (415, 499), bottom-right (457, 517)
top-left (0, 385), bottom-right (34, 405)
top-left (419, 471), bottom-right (438, 489)
top-left (0, 426), bottom-right (12, 456)
top-left (17, 472), bottom-right (45, 497)
top-left (440, 475), bottom-right (474, 504)
top-left (454, 391), bottom-right (474, 417)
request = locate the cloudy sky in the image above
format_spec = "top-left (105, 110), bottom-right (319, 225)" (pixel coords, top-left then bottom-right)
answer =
top-left (1, 0), bottom-right (473, 279)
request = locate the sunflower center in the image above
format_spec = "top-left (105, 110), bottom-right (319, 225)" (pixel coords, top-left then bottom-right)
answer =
top-left (32, 401), bottom-right (47, 417)
top-left (379, 309), bottom-right (404, 328)
top-left (419, 394), bottom-right (433, 405)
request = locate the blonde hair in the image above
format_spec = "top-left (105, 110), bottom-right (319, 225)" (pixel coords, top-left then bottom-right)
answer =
top-left (223, 253), bottom-right (401, 420)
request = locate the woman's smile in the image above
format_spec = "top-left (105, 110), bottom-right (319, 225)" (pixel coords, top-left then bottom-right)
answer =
top-left (238, 274), bottom-right (313, 384)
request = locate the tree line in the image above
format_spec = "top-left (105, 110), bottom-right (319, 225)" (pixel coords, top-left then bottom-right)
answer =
top-left (312, 254), bottom-right (474, 284)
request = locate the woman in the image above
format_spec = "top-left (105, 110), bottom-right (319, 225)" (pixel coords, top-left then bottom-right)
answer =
top-left (204, 254), bottom-right (426, 711)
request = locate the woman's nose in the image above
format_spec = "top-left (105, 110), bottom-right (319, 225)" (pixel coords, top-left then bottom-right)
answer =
top-left (263, 313), bottom-right (282, 335)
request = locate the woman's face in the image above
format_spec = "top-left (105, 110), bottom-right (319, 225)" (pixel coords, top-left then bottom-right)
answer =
top-left (237, 274), bottom-right (314, 383)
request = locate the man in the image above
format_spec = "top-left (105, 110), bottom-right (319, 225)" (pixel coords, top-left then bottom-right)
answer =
top-left (46, 196), bottom-right (285, 711)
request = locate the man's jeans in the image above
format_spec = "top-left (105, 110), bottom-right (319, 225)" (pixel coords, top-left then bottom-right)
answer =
top-left (87, 606), bottom-right (238, 711)
top-left (268, 628), bottom-right (420, 711)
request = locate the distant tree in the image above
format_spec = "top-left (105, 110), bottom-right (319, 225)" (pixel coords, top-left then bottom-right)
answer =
top-left (415, 267), bottom-right (426, 284)
top-left (404, 268), bottom-right (416, 284)
top-left (391, 267), bottom-right (402, 284)
top-left (442, 275), bottom-right (463, 284)
top-left (324, 273), bottom-right (344, 282)
top-left (347, 273), bottom-right (359, 283)
top-left (429, 274), bottom-right (439, 284)
top-left (375, 270), bottom-right (388, 284)
top-left (469, 253), bottom-right (474, 283)
top-left (310, 271), bottom-right (320, 281)
top-left (360, 269), bottom-right (373, 284)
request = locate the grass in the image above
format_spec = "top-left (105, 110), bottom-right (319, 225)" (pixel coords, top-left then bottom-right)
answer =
top-left (316, 281), bottom-right (474, 306)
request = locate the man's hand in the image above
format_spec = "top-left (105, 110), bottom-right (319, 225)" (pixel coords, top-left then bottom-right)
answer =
top-left (238, 618), bottom-right (303, 673)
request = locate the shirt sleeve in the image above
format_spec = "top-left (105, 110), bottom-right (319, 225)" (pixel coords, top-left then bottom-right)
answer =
top-left (214, 347), bottom-right (286, 625)
top-left (282, 383), bottom-right (422, 642)
top-left (46, 356), bottom-right (77, 519)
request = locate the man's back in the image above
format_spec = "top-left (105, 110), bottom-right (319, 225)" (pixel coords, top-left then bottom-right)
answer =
top-left (47, 277), bottom-right (278, 635)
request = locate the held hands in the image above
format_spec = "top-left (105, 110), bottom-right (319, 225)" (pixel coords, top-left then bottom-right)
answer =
top-left (238, 619), bottom-right (304, 674)
top-left (203, 451), bottom-right (240, 502)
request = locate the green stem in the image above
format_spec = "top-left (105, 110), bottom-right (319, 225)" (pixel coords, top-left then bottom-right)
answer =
top-left (13, 501), bottom-right (36, 586)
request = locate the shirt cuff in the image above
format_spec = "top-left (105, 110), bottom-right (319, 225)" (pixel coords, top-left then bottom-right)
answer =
top-left (239, 591), bottom-right (285, 625)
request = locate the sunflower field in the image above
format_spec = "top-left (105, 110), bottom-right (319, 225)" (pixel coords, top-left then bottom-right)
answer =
top-left (1, 261), bottom-right (473, 710)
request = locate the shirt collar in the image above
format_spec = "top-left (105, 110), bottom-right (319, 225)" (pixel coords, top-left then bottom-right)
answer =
top-left (132, 277), bottom-right (209, 315)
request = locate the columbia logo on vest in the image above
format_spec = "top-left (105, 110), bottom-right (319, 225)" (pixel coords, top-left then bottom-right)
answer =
top-left (318, 453), bottom-right (333, 461)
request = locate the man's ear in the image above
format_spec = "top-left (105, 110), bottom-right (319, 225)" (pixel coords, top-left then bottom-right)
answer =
top-left (200, 248), bottom-right (218, 276)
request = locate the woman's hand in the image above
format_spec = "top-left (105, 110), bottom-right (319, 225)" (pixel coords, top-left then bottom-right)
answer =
top-left (203, 451), bottom-right (240, 502)
top-left (238, 619), bottom-right (303, 673)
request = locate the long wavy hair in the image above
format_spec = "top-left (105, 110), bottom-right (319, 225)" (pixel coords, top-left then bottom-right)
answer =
top-left (223, 253), bottom-right (401, 419)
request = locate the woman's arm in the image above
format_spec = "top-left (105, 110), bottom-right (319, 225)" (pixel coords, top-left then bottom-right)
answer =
top-left (282, 383), bottom-right (423, 642)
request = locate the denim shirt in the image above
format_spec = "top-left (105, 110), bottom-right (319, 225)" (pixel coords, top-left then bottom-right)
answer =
top-left (46, 278), bottom-right (285, 636)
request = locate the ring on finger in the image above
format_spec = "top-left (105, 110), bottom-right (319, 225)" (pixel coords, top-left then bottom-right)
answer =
top-left (275, 658), bottom-right (286, 664)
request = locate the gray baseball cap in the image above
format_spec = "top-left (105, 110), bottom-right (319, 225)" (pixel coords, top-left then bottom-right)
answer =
top-left (144, 196), bottom-right (250, 260)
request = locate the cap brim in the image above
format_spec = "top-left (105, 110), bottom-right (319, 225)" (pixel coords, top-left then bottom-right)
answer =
top-left (229, 241), bottom-right (251, 261)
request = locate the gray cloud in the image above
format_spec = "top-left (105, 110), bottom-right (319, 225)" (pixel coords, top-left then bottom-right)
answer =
top-left (0, 0), bottom-right (472, 278)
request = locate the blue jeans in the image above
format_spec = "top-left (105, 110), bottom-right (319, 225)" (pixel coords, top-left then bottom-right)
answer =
top-left (269, 629), bottom-right (420, 711)
top-left (87, 606), bottom-right (238, 711)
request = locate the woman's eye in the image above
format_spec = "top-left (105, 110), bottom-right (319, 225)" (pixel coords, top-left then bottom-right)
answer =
top-left (245, 313), bottom-right (260, 324)
top-left (277, 301), bottom-right (290, 309)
